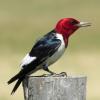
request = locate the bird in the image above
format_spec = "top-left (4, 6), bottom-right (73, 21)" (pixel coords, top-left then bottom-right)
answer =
top-left (8, 18), bottom-right (91, 94)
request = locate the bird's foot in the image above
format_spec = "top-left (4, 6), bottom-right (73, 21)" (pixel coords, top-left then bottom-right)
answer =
top-left (35, 74), bottom-right (54, 77)
top-left (40, 72), bottom-right (67, 77)
top-left (51, 72), bottom-right (67, 77)
top-left (33, 72), bottom-right (67, 77)
top-left (33, 74), bottom-right (49, 77)
top-left (59, 72), bottom-right (67, 77)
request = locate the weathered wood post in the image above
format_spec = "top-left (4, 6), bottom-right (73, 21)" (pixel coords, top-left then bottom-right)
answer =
top-left (23, 75), bottom-right (87, 100)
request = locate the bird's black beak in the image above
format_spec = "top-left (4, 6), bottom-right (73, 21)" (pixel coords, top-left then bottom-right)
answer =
top-left (76, 22), bottom-right (91, 27)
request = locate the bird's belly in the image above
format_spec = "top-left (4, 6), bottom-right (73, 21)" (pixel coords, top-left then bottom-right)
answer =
top-left (46, 46), bottom-right (65, 66)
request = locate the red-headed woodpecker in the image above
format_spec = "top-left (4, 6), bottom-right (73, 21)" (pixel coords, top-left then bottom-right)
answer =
top-left (8, 18), bottom-right (91, 94)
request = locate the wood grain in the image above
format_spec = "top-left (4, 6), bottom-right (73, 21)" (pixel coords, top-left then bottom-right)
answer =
top-left (23, 75), bottom-right (86, 100)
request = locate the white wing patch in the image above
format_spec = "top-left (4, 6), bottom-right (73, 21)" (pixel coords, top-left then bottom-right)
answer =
top-left (20, 54), bottom-right (36, 67)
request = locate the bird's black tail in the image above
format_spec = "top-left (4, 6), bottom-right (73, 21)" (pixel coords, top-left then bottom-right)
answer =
top-left (8, 71), bottom-right (25, 94)
top-left (8, 72), bottom-right (21, 84)
top-left (10, 76), bottom-right (25, 94)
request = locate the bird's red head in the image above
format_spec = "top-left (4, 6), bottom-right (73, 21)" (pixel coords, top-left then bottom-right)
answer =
top-left (55, 18), bottom-right (91, 44)
top-left (55, 18), bottom-right (80, 39)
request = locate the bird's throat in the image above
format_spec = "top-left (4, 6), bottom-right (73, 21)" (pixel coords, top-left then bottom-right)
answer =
top-left (63, 36), bottom-right (68, 48)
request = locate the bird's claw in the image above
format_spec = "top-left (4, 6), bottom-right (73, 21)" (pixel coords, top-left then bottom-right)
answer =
top-left (59, 72), bottom-right (67, 77)
top-left (51, 72), bottom-right (67, 77)
top-left (41, 72), bottom-right (67, 77)
top-left (33, 72), bottom-right (67, 77)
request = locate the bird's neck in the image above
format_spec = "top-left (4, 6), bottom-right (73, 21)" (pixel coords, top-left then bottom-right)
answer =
top-left (62, 35), bottom-right (69, 48)
top-left (54, 29), bottom-right (69, 48)
top-left (56, 32), bottom-right (69, 48)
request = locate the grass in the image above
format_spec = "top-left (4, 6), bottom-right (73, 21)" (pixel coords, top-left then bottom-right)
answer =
top-left (0, 0), bottom-right (100, 100)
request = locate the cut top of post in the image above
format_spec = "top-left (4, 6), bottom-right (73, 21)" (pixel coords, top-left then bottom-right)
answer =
top-left (23, 75), bottom-right (87, 100)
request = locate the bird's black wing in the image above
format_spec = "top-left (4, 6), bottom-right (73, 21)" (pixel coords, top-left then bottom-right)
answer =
top-left (21, 30), bottom-right (61, 71)
top-left (28, 31), bottom-right (61, 67)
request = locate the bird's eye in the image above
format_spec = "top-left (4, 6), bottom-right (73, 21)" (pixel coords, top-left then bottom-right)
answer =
top-left (70, 20), bottom-right (78, 25)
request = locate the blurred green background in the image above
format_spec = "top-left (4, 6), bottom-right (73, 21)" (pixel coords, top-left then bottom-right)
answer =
top-left (0, 0), bottom-right (100, 100)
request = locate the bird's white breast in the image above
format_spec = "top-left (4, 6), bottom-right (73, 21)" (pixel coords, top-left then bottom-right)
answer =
top-left (46, 33), bottom-right (65, 65)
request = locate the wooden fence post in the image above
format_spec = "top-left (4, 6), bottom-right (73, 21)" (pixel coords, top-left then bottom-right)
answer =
top-left (23, 75), bottom-right (87, 100)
